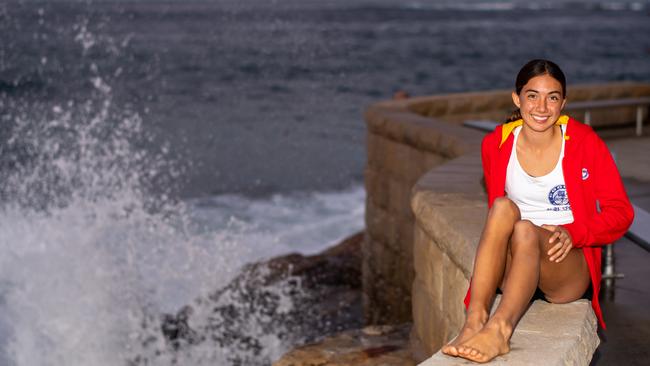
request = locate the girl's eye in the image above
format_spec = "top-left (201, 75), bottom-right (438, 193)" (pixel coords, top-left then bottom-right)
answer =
top-left (550, 96), bottom-right (560, 102)
top-left (527, 94), bottom-right (537, 100)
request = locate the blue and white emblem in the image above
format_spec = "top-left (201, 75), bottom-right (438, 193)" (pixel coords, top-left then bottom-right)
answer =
top-left (582, 168), bottom-right (589, 180)
top-left (548, 185), bottom-right (569, 206)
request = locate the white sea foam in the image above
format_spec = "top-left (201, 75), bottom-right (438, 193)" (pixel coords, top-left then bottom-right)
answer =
top-left (0, 72), bottom-right (364, 364)
top-left (0, 96), bottom-right (364, 365)
top-left (186, 185), bottom-right (365, 258)
top-left (0, 19), bottom-right (364, 363)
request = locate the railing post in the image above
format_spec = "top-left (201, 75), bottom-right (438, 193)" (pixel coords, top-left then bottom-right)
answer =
top-left (636, 106), bottom-right (643, 136)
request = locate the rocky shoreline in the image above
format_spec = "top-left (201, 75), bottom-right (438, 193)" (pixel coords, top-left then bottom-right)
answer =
top-left (152, 231), bottom-right (385, 365)
top-left (145, 231), bottom-right (414, 365)
top-left (264, 231), bottom-right (415, 366)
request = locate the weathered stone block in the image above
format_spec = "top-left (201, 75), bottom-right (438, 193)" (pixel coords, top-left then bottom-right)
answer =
top-left (441, 254), bottom-right (469, 341)
top-left (369, 273), bottom-right (411, 324)
top-left (409, 326), bottom-right (430, 364)
top-left (364, 167), bottom-right (389, 210)
top-left (413, 227), bottom-right (443, 304)
top-left (447, 97), bottom-right (474, 115)
top-left (388, 176), bottom-right (414, 219)
top-left (365, 237), bottom-right (399, 280)
top-left (397, 217), bottom-right (415, 256)
top-left (425, 100), bottom-right (449, 117)
top-left (363, 239), bottom-right (404, 320)
top-left (366, 132), bottom-right (385, 169)
top-left (469, 94), bottom-right (510, 114)
top-left (434, 133), bottom-right (463, 159)
top-left (408, 147), bottom-right (430, 183)
top-left (411, 279), bottom-right (445, 354)
top-left (365, 202), bottom-right (398, 245)
top-left (363, 272), bottom-right (390, 324)
top-left (422, 152), bottom-right (446, 171)
top-left (394, 258), bottom-right (415, 302)
top-left (383, 140), bottom-right (426, 186)
top-left (412, 125), bottom-right (443, 153)
top-left (365, 242), bottom-right (412, 314)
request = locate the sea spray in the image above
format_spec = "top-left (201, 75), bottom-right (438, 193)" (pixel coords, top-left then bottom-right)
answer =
top-left (0, 75), bottom-right (310, 366)
top-left (0, 15), bottom-right (303, 366)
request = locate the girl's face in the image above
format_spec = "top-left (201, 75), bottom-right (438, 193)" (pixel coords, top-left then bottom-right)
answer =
top-left (512, 74), bottom-right (566, 132)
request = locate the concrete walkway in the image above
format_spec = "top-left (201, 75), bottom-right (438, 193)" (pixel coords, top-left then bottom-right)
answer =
top-left (593, 132), bottom-right (650, 365)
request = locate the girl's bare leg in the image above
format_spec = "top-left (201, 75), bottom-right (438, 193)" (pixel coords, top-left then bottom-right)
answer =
top-left (442, 197), bottom-right (520, 356)
top-left (456, 220), bottom-right (590, 363)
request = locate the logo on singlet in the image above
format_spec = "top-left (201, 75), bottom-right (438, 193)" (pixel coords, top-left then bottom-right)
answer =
top-left (548, 185), bottom-right (569, 206)
top-left (582, 168), bottom-right (589, 180)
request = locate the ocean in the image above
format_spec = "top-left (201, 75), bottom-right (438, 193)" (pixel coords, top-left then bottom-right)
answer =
top-left (0, 0), bottom-right (649, 364)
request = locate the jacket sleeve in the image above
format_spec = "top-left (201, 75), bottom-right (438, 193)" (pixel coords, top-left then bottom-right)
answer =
top-left (481, 132), bottom-right (495, 208)
top-left (562, 135), bottom-right (634, 247)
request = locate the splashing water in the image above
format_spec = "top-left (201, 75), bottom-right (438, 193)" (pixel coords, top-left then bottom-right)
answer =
top-left (0, 13), bottom-right (364, 366)
top-left (0, 95), bottom-right (362, 364)
top-left (0, 84), bottom-right (250, 365)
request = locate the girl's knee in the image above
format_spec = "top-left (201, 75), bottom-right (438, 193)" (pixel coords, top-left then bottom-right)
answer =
top-left (511, 220), bottom-right (541, 253)
top-left (491, 197), bottom-right (520, 218)
top-left (512, 220), bottom-right (536, 239)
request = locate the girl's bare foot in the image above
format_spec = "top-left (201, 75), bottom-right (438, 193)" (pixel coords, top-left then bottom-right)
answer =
top-left (456, 320), bottom-right (512, 363)
top-left (441, 311), bottom-right (487, 357)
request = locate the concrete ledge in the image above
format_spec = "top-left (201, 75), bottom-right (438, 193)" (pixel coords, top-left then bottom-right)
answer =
top-left (411, 152), bottom-right (485, 280)
top-left (420, 298), bottom-right (600, 366)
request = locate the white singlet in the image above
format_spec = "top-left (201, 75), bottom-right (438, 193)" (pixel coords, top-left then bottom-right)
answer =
top-left (505, 125), bottom-right (574, 226)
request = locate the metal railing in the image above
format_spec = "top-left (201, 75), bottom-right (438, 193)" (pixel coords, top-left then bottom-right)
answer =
top-left (565, 96), bottom-right (650, 136)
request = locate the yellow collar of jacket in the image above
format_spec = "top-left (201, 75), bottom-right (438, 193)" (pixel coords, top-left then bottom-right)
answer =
top-left (500, 114), bottom-right (570, 148)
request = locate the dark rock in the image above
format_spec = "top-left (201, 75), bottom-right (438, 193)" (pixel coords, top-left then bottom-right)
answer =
top-left (142, 231), bottom-right (365, 366)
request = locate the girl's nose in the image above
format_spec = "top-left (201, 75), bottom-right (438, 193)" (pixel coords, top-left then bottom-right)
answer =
top-left (537, 99), bottom-right (548, 112)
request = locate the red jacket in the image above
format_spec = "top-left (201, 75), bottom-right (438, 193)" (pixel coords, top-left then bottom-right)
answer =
top-left (464, 116), bottom-right (634, 328)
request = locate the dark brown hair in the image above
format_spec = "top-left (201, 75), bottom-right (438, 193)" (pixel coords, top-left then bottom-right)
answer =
top-left (507, 59), bottom-right (567, 122)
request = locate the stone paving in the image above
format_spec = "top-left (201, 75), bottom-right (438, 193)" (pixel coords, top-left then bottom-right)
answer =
top-left (273, 324), bottom-right (415, 366)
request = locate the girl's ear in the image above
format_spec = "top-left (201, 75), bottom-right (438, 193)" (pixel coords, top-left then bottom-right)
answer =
top-left (511, 91), bottom-right (521, 108)
top-left (561, 98), bottom-right (567, 110)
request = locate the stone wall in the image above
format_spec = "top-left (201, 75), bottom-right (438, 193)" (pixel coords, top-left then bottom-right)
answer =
top-left (362, 82), bottom-right (650, 334)
top-left (363, 106), bottom-right (469, 324)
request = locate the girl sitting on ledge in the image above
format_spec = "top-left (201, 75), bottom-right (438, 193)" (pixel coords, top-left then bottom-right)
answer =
top-left (441, 59), bottom-right (634, 363)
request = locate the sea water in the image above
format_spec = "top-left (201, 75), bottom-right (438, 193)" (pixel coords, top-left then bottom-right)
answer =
top-left (1, 0), bottom-right (649, 365)
top-left (0, 80), bottom-right (365, 364)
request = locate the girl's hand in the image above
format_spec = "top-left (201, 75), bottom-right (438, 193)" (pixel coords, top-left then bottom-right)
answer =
top-left (542, 224), bottom-right (573, 263)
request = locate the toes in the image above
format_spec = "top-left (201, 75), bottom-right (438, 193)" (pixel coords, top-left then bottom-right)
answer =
top-left (441, 345), bottom-right (458, 356)
top-left (471, 351), bottom-right (485, 361)
top-left (466, 349), bottom-right (486, 363)
top-left (458, 346), bottom-right (484, 361)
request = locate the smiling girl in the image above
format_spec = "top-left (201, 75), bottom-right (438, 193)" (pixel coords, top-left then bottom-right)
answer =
top-left (441, 59), bottom-right (634, 363)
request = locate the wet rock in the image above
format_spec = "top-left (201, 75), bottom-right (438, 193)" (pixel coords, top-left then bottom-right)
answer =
top-left (151, 231), bottom-right (365, 365)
